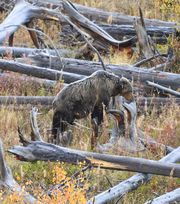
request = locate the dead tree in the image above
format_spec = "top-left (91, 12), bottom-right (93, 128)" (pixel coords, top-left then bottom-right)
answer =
top-left (9, 140), bottom-right (180, 177)
top-left (0, 46), bottom-right (74, 58)
top-left (0, 96), bottom-right (179, 112)
top-left (0, 0), bottom-right (41, 47)
top-left (51, 70), bottom-right (134, 148)
top-left (0, 139), bottom-right (37, 204)
top-left (145, 188), bottom-right (180, 204)
top-left (60, 24), bottom-right (178, 47)
top-left (98, 100), bottom-right (145, 152)
top-left (87, 146), bottom-right (180, 204)
top-left (146, 81), bottom-right (180, 97)
top-left (0, 59), bottom-right (84, 83)
top-left (134, 8), bottom-right (168, 68)
top-left (62, 0), bottom-right (136, 51)
top-left (98, 98), bottom-right (175, 154)
top-left (24, 55), bottom-right (180, 90)
top-left (1, 0), bottom-right (177, 27)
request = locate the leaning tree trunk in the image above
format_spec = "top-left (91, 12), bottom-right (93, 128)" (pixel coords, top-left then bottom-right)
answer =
top-left (145, 188), bottom-right (180, 204)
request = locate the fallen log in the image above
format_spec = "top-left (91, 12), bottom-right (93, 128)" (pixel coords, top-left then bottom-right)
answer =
top-left (0, 96), bottom-right (179, 107)
top-left (0, 96), bottom-right (54, 106)
top-left (1, 0), bottom-right (177, 27)
top-left (0, 59), bottom-right (84, 83)
top-left (99, 24), bottom-right (178, 43)
top-left (87, 146), bottom-right (180, 204)
top-left (146, 81), bottom-right (180, 97)
top-left (8, 139), bottom-right (180, 177)
top-left (60, 24), bottom-right (178, 46)
top-left (145, 188), bottom-right (180, 204)
top-left (0, 72), bottom-right (56, 89)
top-left (24, 55), bottom-right (180, 90)
top-left (0, 139), bottom-right (37, 204)
top-left (0, 46), bottom-right (74, 58)
top-left (29, 0), bottom-right (179, 27)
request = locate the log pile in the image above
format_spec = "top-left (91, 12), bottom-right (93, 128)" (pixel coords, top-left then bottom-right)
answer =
top-left (0, 0), bottom-right (179, 203)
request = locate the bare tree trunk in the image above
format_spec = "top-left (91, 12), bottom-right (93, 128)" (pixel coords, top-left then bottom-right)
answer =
top-left (0, 59), bottom-right (84, 82)
top-left (0, 46), bottom-right (74, 58)
top-left (24, 55), bottom-right (180, 90)
top-left (0, 72), bottom-right (56, 89)
top-left (0, 0), bottom-right (177, 27)
top-left (29, 0), bottom-right (178, 27)
top-left (87, 147), bottom-right (180, 204)
top-left (0, 95), bottom-right (54, 106)
top-left (8, 140), bottom-right (180, 177)
top-left (0, 96), bottom-right (179, 107)
top-left (60, 24), bottom-right (177, 46)
top-left (145, 188), bottom-right (180, 204)
top-left (146, 81), bottom-right (180, 97)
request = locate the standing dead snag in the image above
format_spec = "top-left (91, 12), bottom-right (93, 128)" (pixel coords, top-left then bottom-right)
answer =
top-left (0, 139), bottom-right (37, 204)
top-left (98, 100), bottom-right (145, 152)
top-left (51, 70), bottom-right (134, 148)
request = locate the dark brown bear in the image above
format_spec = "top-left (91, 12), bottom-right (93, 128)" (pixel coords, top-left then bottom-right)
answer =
top-left (52, 70), bottom-right (134, 148)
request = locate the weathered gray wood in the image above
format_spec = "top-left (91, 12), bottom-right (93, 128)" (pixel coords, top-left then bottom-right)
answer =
top-left (0, 96), bottom-right (54, 106)
top-left (27, 0), bottom-right (178, 27)
top-left (8, 140), bottom-right (180, 177)
top-left (26, 55), bottom-right (180, 90)
top-left (133, 54), bottom-right (166, 67)
top-left (60, 24), bottom-right (178, 46)
top-left (145, 188), bottom-right (180, 204)
top-left (0, 72), bottom-right (56, 88)
top-left (99, 24), bottom-right (178, 43)
top-left (0, 0), bottom-right (41, 46)
top-left (87, 147), bottom-right (180, 204)
top-left (30, 107), bottom-right (43, 141)
top-left (147, 81), bottom-right (180, 97)
top-left (62, 1), bottom-right (135, 49)
top-left (1, 0), bottom-right (177, 27)
top-left (0, 139), bottom-right (37, 204)
top-left (0, 59), bottom-right (84, 82)
top-left (0, 46), bottom-right (74, 58)
top-left (134, 8), bottom-right (157, 59)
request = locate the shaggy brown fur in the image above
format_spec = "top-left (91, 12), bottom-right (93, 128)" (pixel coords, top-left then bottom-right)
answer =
top-left (52, 70), bottom-right (134, 147)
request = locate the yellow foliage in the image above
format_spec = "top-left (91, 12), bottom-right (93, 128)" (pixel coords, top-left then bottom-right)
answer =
top-left (0, 164), bottom-right (88, 204)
